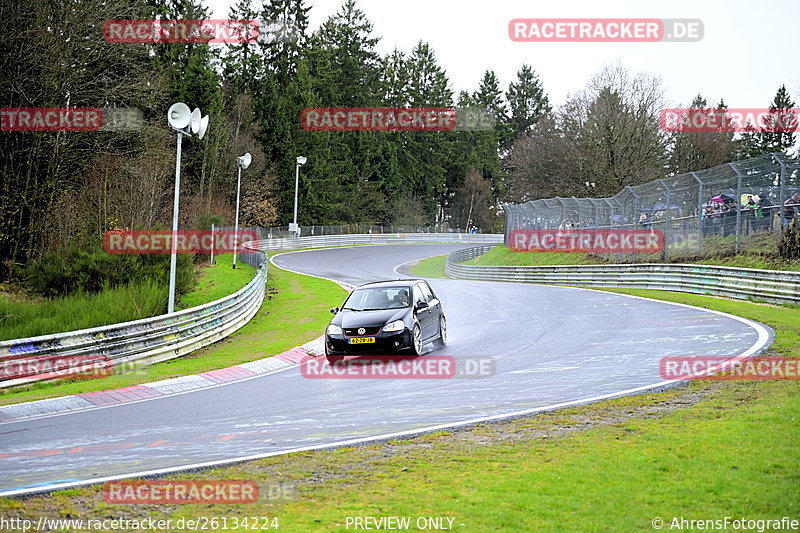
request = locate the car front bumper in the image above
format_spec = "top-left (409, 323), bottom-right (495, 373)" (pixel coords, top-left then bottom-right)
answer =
top-left (325, 329), bottom-right (413, 355)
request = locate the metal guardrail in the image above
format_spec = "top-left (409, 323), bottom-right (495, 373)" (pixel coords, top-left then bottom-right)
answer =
top-left (445, 246), bottom-right (800, 305)
top-left (0, 255), bottom-right (268, 388)
top-left (250, 232), bottom-right (503, 252)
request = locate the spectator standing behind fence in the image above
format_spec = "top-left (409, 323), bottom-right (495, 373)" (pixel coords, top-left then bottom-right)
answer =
top-left (756, 192), bottom-right (776, 233)
top-left (638, 212), bottom-right (653, 229)
top-left (783, 193), bottom-right (800, 230)
top-left (701, 204), bottom-right (716, 236)
top-left (743, 195), bottom-right (758, 234)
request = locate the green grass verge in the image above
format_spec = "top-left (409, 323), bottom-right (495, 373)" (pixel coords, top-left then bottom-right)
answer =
top-left (457, 244), bottom-right (800, 271)
top-left (0, 262), bottom-right (346, 406)
top-left (176, 254), bottom-right (255, 310)
top-left (691, 255), bottom-right (800, 271)
top-left (406, 255), bottom-right (449, 278)
top-left (0, 255), bottom-right (255, 342)
top-left (465, 246), bottom-right (606, 266)
top-left (2, 287), bottom-right (797, 531)
top-left (0, 280), bottom-right (168, 342)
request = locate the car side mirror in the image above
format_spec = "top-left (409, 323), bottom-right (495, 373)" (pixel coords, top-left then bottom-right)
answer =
top-left (330, 307), bottom-right (339, 314)
top-left (415, 301), bottom-right (429, 312)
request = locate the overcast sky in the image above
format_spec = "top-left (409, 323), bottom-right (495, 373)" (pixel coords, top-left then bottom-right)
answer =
top-left (207, 0), bottom-right (800, 110)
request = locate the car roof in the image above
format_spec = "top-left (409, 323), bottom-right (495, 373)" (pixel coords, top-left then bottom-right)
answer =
top-left (355, 279), bottom-right (424, 289)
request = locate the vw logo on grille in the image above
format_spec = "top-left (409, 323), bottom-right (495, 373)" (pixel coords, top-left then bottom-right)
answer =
top-left (358, 327), bottom-right (366, 335)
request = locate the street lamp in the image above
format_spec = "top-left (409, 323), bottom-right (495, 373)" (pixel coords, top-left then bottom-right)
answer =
top-left (291, 155), bottom-right (307, 237)
top-left (232, 153), bottom-right (252, 269)
top-left (166, 102), bottom-right (209, 313)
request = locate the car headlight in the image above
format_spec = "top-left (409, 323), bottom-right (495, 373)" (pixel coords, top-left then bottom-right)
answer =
top-left (382, 319), bottom-right (405, 332)
top-left (326, 324), bottom-right (343, 336)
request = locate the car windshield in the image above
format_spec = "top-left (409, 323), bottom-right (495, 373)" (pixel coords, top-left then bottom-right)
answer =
top-left (342, 286), bottom-right (410, 310)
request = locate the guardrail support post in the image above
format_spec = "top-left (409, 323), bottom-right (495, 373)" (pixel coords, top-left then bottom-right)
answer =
top-left (690, 172), bottom-right (704, 253)
top-left (773, 154), bottom-right (787, 232)
top-left (657, 180), bottom-right (672, 261)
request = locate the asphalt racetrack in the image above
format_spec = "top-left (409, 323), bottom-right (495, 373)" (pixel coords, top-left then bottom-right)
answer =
top-left (0, 244), bottom-right (772, 496)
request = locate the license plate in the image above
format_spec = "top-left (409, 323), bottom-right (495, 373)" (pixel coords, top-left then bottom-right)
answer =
top-left (349, 337), bottom-right (375, 344)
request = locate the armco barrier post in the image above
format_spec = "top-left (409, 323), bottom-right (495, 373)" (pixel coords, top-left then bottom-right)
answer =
top-left (728, 162), bottom-right (744, 253)
top-left (657, 179), bottom-right (672, 261)
top-left (691, 172), bottom-right (703, 253)
top-left (774, 154), bottom-right (786, 227)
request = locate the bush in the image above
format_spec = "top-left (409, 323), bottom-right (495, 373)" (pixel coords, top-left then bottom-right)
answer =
top-left (22, 242), bottom-right (196, 298)
top-left (778, 219), bottom-right (800, 260)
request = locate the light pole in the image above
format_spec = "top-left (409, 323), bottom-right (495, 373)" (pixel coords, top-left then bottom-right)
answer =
top-left (232, 153), bottom-right (251, 269)
top-left (166, 102), bottom-right (209, 313)
top-left (291, 155), bottom-right (307, 237)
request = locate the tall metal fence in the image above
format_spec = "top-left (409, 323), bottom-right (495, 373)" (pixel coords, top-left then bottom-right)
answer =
top-left (503, 153), bottom-right (800, 262)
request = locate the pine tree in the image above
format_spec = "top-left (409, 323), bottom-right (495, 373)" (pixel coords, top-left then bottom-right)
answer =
top-left (668, 94), bottom-right (735, 173)
top-left (473, 70), bottom-right (507, 135)
top-left (222, 0), bottom-right (264, 96)
top-left (468, 71), bottom-right (506, 200)
top-left (279, 0), bottom-right (385, 225)
top-left (762, 85), bottom-right (796, 154)
top-left (259, 0), bottom-right (310, 83)
top-left (737, 85), bottom-right (796, 158)
top-left (400, 41), bottom-right (455, 222)
top-left (505, 64), bottom-right (551, 148)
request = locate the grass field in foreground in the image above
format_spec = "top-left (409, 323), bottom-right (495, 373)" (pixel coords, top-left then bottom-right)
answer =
top-left (0, 263), bottom-right (346, 406)
top-left (3, 286), bottom-right (797, 531)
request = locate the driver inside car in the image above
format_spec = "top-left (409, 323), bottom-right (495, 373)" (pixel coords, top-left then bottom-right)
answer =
top-left (393, 289), bottom-right (409, 307)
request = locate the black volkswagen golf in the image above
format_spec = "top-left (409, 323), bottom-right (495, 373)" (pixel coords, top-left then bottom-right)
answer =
top-left (324, 279), bottom-right (446, 364)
